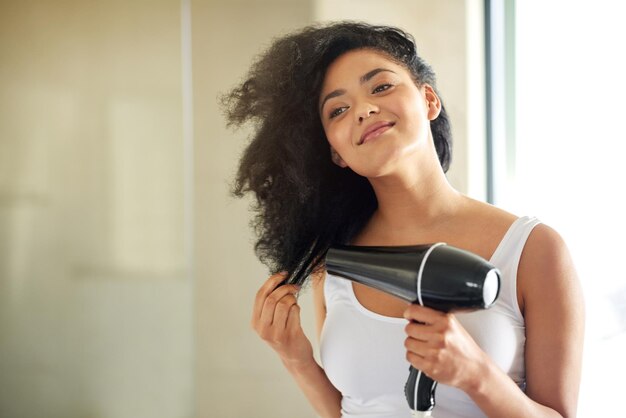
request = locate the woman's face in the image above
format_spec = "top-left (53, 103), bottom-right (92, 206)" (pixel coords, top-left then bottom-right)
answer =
top-left (319, 48), bottom-right (440, 178)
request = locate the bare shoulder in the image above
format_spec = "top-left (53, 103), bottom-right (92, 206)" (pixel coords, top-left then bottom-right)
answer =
top-left (464, 197), bottom-right (519, 228)
top-left (517, 222), bottom-right (581, 314)
top-left (453, 197), bottom-right (520, 259)
top-left (520, 223), bottom-right (575, 282)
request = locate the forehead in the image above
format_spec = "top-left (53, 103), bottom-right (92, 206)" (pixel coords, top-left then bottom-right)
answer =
top-left (321, 49), bottom-right (405, 89)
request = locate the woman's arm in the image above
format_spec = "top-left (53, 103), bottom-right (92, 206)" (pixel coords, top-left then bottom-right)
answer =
top-left (252, 272), bottom-right (341, 418)
top-left (404, 224), bottom-right (584, 417)
top-left (281, 356), bottom-right (342, 418)
top-left (284, 271), bottom-right (342, 418)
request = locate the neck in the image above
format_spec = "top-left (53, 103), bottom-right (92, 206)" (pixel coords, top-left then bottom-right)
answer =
top-left (368, 161), bottom-right (465, 235)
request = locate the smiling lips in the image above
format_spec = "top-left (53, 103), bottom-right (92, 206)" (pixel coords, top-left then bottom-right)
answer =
top-left (359, 121), bottom-right (396, 145)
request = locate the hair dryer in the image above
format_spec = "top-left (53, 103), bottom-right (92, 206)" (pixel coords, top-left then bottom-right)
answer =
top-left (325, 242), bottom-right (500, 417)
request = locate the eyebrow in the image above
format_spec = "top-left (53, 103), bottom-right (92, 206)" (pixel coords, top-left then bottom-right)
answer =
top-left (319, 68), bottom-right (396, 113)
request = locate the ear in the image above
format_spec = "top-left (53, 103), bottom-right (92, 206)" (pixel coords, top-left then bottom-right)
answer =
top-left (330, 146), bottom-right (348, 168)
top-left (423, 84), bottom-right (442, 121)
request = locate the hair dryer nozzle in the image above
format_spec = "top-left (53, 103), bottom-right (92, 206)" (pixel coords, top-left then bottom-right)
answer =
top-left (325, 243), bottom-right (500, 312)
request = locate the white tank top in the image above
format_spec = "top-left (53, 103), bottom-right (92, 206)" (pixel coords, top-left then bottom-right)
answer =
top-left (320, 216), bottom-right (541, 418)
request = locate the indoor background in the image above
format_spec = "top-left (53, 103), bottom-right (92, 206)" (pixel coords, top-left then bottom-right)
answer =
top-left (1, 1), bottom-right (624, 417)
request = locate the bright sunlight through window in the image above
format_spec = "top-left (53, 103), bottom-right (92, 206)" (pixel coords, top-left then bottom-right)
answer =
top-left (500, 1), bottom-right (626, 415)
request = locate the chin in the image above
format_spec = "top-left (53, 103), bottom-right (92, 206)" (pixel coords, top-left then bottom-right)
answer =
top-left (358, 149), bottom-right (420, 179)
top-left (353, 161), bottom-right (400, 179)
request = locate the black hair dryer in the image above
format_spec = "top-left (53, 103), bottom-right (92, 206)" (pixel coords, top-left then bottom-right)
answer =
top-left (325, 243), bottom-right (500, 417)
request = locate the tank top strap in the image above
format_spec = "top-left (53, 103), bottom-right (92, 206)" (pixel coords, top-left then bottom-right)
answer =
top-left (488, 215), bottom-right (542, 321)
top-left (490, 216), bottom-right (542, 266)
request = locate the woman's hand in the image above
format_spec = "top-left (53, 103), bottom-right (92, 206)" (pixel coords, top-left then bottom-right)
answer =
top-left (403, 305), bottom-right (489, 393)
top-left (252, 272), bottom-right (314, 369)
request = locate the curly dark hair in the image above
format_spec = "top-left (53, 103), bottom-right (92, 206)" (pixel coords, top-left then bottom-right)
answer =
top-left (222, 21), bottom-right (452, 286)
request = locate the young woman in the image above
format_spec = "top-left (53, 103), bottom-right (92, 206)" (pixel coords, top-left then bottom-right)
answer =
top-left (224, 22), bottom-right (584, 418)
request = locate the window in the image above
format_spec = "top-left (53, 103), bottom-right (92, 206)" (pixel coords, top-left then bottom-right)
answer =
top-left (487, 1), bottom-right (626, 414)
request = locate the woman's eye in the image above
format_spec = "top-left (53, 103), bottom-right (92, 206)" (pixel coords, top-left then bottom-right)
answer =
top-left (329, 106), bottom-right (348, 119)
top-left (372, 83), bottom-right (393, 94)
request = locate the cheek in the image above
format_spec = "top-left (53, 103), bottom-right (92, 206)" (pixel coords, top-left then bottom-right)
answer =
top-left (325, 122), bottom-right (352, 150)
top-left (393, 97), bottom-right (429, 135)
top-left (393, 94), bottom-right (422, 118)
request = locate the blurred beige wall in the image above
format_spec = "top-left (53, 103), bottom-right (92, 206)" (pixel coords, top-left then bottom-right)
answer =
top-left (0, 1), bottom-right (192, 418)
top-left (196, 1), bottom-right (484, 417)
top-left (192, 2), bottom-right (316, 417)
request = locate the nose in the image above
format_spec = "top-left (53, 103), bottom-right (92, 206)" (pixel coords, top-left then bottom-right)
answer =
top-left (356, 101), bottom-right (379, 123)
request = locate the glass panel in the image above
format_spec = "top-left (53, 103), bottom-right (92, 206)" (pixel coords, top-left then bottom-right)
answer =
top-left (0, 1), bottom-right (192, 417)
top-left (512, 1), bottom-right (626, 415)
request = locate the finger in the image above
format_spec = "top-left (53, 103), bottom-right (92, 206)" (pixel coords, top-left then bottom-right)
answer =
top-left (286, 303), bottom-right (301, 334)
top-left (259, 283), bottom-right (300, 328)
top-left (403, 304), bottom-right (445, 324)
top-left (404, 321), bottom-right (436, 341)
top-left (252, 272), bottom-right (288, 325)
top-left (406, 351), bottom-right (431, 373)
top-left (271, 293), bottom-right (298, 332)
top-left (404, 336), bottom-right (428, 357)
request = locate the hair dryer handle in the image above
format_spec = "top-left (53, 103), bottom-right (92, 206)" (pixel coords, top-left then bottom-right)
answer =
top-left (405, 365), bottom-right (437, 415)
